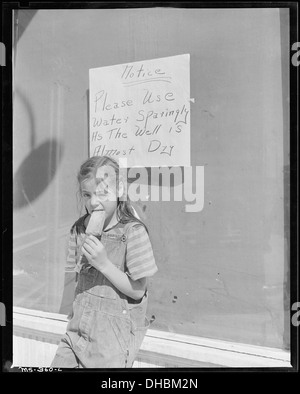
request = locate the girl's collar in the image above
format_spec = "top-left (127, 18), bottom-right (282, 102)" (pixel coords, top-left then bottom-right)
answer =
top-left (103, 222), bottom-right (121, 232)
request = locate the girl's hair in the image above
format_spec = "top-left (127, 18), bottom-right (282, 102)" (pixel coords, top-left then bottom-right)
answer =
top-left (77, 155), bottom-right (147, 231)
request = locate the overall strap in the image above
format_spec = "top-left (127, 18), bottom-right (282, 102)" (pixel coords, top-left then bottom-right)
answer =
top-left (122, 221), bottom-right (144, 243)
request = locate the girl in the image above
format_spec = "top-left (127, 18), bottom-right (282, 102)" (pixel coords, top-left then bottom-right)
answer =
top-left (51, 156), bottom-right (157, 368)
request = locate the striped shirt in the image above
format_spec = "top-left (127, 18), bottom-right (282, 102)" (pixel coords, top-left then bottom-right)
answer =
top-left (125, 224), bottom-right (158, 280)
top-left (65, 229), bottom-right (78, 273)
top-left (65, 219), bottom-right (158, 280)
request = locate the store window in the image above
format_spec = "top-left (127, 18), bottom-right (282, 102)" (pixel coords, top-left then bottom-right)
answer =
top-left (13, 8), bottom-right (289, 350)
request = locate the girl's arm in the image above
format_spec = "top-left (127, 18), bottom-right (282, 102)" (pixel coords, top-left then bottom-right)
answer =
top-left (82, 234), bottom-right (147, 300)
top-left (101, 264), bottom-right (147, 300)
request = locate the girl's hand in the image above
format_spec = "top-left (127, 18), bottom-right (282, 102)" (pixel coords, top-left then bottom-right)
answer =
top-left (82, 235), bottom-right (110, 272)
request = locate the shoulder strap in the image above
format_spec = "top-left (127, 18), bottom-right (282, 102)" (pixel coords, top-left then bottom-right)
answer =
top-left (122, 221), bottom-right (144, 241)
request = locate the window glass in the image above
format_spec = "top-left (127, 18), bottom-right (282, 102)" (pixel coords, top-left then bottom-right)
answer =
top-left (13, 8), bottom-right (289, 349)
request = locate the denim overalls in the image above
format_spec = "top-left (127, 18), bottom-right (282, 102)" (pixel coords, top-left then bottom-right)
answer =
top-left (51, 221), bottom-right (149, 368)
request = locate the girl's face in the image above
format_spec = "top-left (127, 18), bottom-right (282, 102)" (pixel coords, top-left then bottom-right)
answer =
top-left (81, 165), bottom-right (119, 226)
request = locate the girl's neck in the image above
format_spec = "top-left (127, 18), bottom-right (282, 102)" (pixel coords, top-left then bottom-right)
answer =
top-left (103, 209), bottom-right (119, 231)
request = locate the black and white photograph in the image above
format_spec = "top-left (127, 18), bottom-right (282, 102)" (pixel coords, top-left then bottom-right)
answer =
top-left (1, 1), bottom-right (298, 379)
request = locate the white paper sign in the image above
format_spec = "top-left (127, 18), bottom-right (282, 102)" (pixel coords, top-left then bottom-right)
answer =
top-left (89, 54), bottom-right (190, 167)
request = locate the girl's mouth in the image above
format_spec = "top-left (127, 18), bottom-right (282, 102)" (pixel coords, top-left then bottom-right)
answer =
top-left (91, 205), bottom-right (104, 213)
